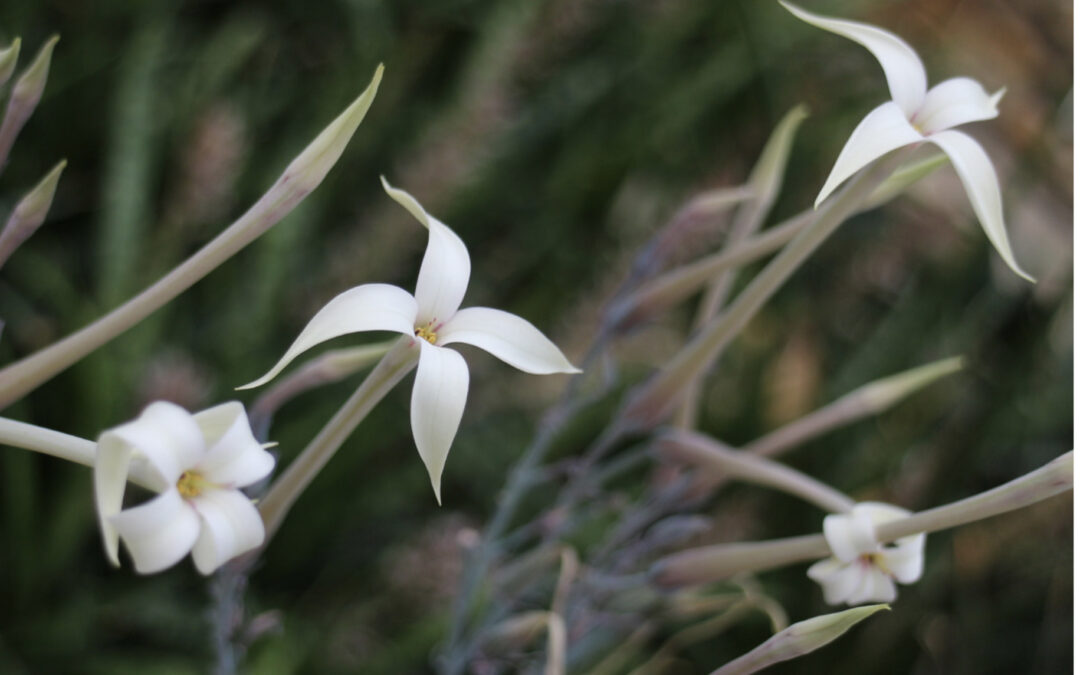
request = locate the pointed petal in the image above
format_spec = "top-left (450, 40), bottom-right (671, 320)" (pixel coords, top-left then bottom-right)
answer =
top-left (913, 77), bottom-right (1003, 134)
top-left (925, 130), bottom-right (1034, 281)
top-left (381, 177), bottom-right (471, 325)
top-left (93, 438), bottom-right (134, 567)
top-left (410, 342), bottom-right (470, 503)
top-left (190, 489), bottom-right (266, 575)
top-left (111, 489), bottom-right (201, 574)
top-left (780, 2), bottom-right (927, 116)
top-left (438, 307), bottom-right (580, 375)
top-left (815, 101), bottom-right (924, 207)
top-left (882, 541), bottom-right (925, 585)
top-left (239, 283), bottom-right (418, 389)
top-left (192, 402), bottom-right (275, 488)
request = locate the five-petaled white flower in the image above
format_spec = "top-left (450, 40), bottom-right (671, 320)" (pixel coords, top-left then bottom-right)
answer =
top-left (781, 1), bottom-right (1033, 282)
top-left (807, 502), bottom-right (925, 605)
top-left (94, 401), bottom-right (275, 575)
top-left (240, 178), bottom-right (579, 503)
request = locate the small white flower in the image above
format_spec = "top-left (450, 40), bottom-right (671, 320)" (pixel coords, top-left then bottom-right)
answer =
top-left (240, 178), bottom-right (579, 503)
top-left (807, 502), bottom-right (925, 605)
top-left (781, 1), bottom-right (1033, 282)
top-left (94, 401), bottom-right (275, 575)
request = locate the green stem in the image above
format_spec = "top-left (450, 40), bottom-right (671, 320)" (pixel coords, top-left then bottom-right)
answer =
top-left (257, 337), bottom-right (418, 542)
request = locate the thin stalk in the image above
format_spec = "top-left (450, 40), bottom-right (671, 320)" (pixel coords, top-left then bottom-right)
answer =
top-left (0, 416), bottom-right (157, 488)
top-left (620, 151), bottom-right (912, 430)
top-left (257, 337), bottom-right (418, 542)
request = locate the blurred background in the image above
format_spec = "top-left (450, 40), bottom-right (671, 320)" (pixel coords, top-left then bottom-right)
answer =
top-left (0, 0), bottom-right (1071, 672)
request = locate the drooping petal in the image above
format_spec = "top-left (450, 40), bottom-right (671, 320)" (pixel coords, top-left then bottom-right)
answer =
top-left (913, 78), bottom-right (1003, 134)
top-left (881, 529), bottom-right (927, 584)
top-left (780, 1), bottom-right (927, 116)
top-left (410, 342), bottom-right (470, 504)
top-left (189, 488), bottom-right (266, 575)
top-left (94, 438), bottom-right (135, 567)
top-left (924, 130), bottom-right (1034, 281)
top-left (110, 489), bottom-right (201, 574)
top-left (381, 177), bottom-right (471, 326)
top-left (239, 283), bottom-right (418, 389)
top-left (192, 402), bottom-right (275, 488)
top-left (807, 558), bottom-right (863, 606)
top-left (438, 307), bottom-right (580, 375)
top-left (815, 101), bottom-right (924, 207)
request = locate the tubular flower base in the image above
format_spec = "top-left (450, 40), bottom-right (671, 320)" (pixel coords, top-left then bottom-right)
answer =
top-left (807, 502), bottom-right (925, 605)
top-left (94, 401), bottom-right (275, 575)
top-left (781, 1), bottom-right (1033, 281)
top-left (241, 178), bottom-right (579, 503)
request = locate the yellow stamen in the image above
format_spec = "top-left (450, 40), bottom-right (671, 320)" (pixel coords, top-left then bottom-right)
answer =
top-left (414, 325), bottom-right (438, 344)
top-left (176, 470), bottom-right (212, 498)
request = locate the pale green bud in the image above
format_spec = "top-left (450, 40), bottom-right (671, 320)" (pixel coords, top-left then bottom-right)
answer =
top-left (0, 37), bottom-right (21, 88)
top-left (0, 159), bottom-right (66, 267)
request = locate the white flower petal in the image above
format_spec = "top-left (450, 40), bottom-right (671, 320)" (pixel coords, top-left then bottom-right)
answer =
top-left (815, 101), bottom-right (924, 207)
top-left (101, 401), bottom-right (205, 485)
top-left (438, 307), bottom-right (580, 375)
top-left (823, 509), bottom-right (878, 563)
top-left (193, 402), bottom-right (275, 488)
top-left (239, 283), bottom-right (418, 389)
top-left (925, 130), bottom-right (1034, 282)
top-left (381, 177), bottom-right (471, 326)
top-left (93, 437), bottom-right (135, 567)
top-left (190, 488), bottom-right (266, 575)
top-left (111, 489), bottom-right (201, 574)
top-left (410, 342), bottom-right (470, 504)
top-left (849, 567), bottom-right (897, 605)
top-left (808, 558), bottom-right (862, 606)
top-left (913, 77), bottom-right (1003, 134)
top-left (781, 1), bottom-right (927, 116)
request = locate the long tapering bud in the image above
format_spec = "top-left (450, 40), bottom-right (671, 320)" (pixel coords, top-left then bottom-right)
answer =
top-left (0, 65), bottom-right (384, 410)
top-left (0, 38), bottom-right (21, 88)
top-left (0, 35), bottom-right (57, 170)
top-left (0, 159), bottom-right (66, 268)
top-left (712, 605), bottom-right (889, 675)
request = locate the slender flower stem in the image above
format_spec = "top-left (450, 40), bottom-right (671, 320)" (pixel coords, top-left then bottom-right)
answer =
top-left (658, 430), bottom-right (855, 513)
top-left (257, 337), bottom-right (418, 542)
top-left (0, 66), bottom-right (383, 410)
top-left (0, 416), bottom-right (157, 488)
top-left (651, 450), bottom-right (1072, 586)
top-left (620, 150), bottom-right (913, 430)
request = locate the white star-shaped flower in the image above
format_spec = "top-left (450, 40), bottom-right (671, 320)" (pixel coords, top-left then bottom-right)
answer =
top-left (781, 1), bottom-right (1033, 282)
top-left (240, 178), bottom-right (579, 503)
top-left (94, 401), bottom-right (275, 574)
top-left (807, 502), bottom-right (926, 605)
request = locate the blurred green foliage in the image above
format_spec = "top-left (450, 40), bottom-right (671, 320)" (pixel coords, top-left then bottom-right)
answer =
top-left (0, 0), bottom-right (1071, 673)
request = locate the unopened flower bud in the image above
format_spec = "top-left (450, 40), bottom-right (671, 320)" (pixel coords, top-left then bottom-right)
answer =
top-left (0, 159), bottom-right (66, 267)
top-left (0, 37), bottom-right (20, 88)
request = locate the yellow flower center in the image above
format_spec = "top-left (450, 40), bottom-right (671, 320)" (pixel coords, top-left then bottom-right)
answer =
top-left (414, 324), bottom-right (438, 344)
top-left (176, 470), bottom-right (212, 498)
top-left (859, 552), bottom-right (891, 576)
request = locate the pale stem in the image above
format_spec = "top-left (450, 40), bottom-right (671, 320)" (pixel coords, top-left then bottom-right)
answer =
top-left (620, 150), bottom-right (913, 430)
top-left (257, 337), bottom-right (419, 542)
top-left (0, 416), bottom-right (157, 489)
top-left (658, 430), bottom-right (855, 513)
top-left (0, 67), bottom-right (383, 410)
top-left (651, 450), bottom-right (1072, 586)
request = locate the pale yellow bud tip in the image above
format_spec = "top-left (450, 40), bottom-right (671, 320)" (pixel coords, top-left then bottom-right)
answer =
top-left (0, 37), bottom-right (21, 87)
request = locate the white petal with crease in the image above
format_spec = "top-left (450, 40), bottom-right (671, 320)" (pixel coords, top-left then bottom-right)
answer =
top-left (111, 489), bottom-right (201, 574)
top-left (815, 101), bottom-right (924, 207)
top-left (382, 177), bottom-right (472, 326)
top-left (190, 488), bottom-right (266, 575)
top-left (193, 402), bottom-right (275, 487)
top-left (93, 438), bottom-right (135, 566)
top-left (105, 401), bottom-right (205, 485)
top-left (913, 77), bottom-right (1003, 134)
top-left (781, 1), bottom-right (927, 116)
top-left (410, 342), bottom-right (470, 504)
top-left (926, 130), bottom-right (1034, 281)
top-left (240, 283), bottom-right (418, 389)
top-left (438, 307), bottom-right (580, 375)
